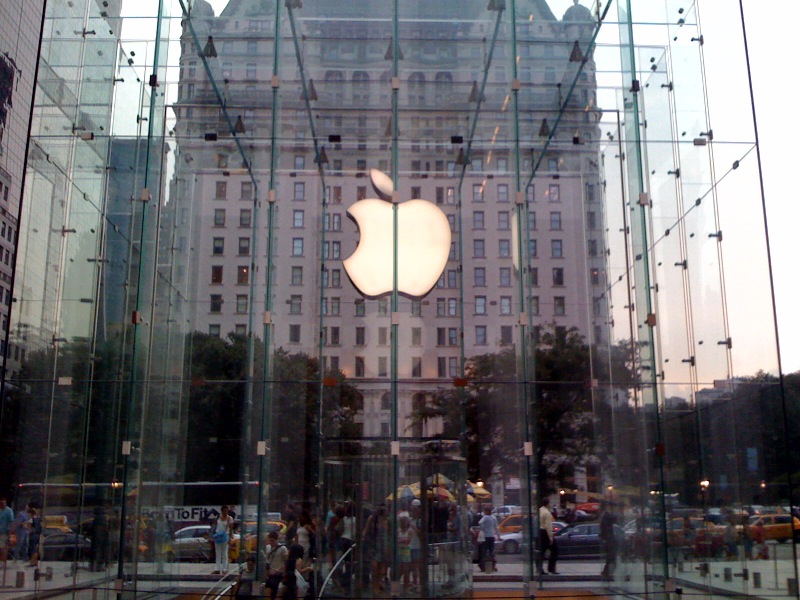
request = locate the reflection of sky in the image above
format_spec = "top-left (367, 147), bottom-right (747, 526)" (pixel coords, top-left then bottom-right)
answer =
top-left (121, 0), bottom-right (798, 374)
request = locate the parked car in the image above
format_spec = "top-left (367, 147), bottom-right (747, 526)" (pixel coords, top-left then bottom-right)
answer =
top-left (497, 522), bottom-right (568, 554)
top-left (169, 525), bottom-right (211, 562)
top-left (554, 522), bottom-right (624, 559)
top-left (747, 514), bottom-right (800, 543)
top-left (40, 532), bottom-right (91, 561)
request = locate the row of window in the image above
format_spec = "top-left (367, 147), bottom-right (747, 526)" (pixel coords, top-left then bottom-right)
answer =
top-left (209, 265), bottom-right (250, 285)
top-left (213, 208), bottom-right (252, 228)
top-left (212, 237), bottom-right (251, 256)
top-left (277, 295), bottom-right (569, 317)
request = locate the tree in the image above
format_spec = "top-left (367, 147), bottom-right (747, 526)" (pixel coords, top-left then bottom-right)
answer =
top-left (421, 324), bottom-right (599, 499)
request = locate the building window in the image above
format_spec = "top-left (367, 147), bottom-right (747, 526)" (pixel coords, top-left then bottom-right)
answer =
top-left (241, 181), bottom-right (253, 200)
top-left (551, 239), bottom-right (563, 258)
top-left (500, 296), bottom-right (512, 315)
top-left (292, 238), bottom-right (304, 256)
top-left (240, 209), bottom-right (252, 227)
top-left (475, 296), bottom-right (486, 315)
top-left (448, 328), bottom-right (458, 346)
top-left (378, 357), bottom-right (388, 377)
top-left (497, 184), bottom-right (509, 203)
top-left (239, 237), bottom-right (251, 255)
top-left (529, 239), bottom-right (537, 258)
top-left (531, 296), bottom-right (540, 315)
top-left (411, 186), bottom-right (422, 199)
top-left (236, 294), bottom-right (248, 313)
top-left (411, 299), bottom-right (422, 316)
top-left (473, 239), bottom-right (485, 258)
top-left (530, 267), bottom-right (539, 287)
top-left (215, 181), bottom-right (227, 199)
top-left (437, 298), bottom-right (446, 316)
top-left (210, 294), bottom-right (223, 313)
top-left (448, 298), bottom-right (458, 316)
top-left (500, 325), bottom-right (513, 345)
top-left (528, 211), bottom-right (537, 231)
top-left (438, 357), bottom-right (447, 377)
top-left (209, 324), bottom-right (221, 337)
top-left (294, 155), bottom-right (305, 170)
top-left (552, 267), bottom-right (564, 286)
top-left (213, 238), bottom-right (224, 255)
top-left (355, 357), bottom-right (365, 377)
top-left (447, 269), bottom-right (457, 288)
top-left (214, 209), bottom-right (226, 227)
top-left (498, 239), bottom-right (511, 258)
top-left (591, 268), bottom-right (601, 285)
top-left (472, 184), bottom-right (484, 203)
top-left (232, 323), bottom-right (245, 335)
top-left (498, 211), bottom-right (510, 230)
top-left (324, 213), bottom-right (341, 231)
top-left (548, 183), bottom-right (560, 202)
top-left (437, 328), bottom-right (446, 346)
top-left (473, 211), bottom-right (484, 229)
top-left (237, 266), bottom-right (249, 285)
top-left (554, 296), bottom-right (566, 316)
top-left (474, 267), bottom-right (486, 287)
top-left (355, 300), bottom-right (365, 317)
top-left (211, 265), bottom-right (223, 284)
top-left (475, 325), bottom-right (487, 345)
top-left (550, 211), bottom-right (562, 230)
top-left (412, 357), bottom-right (422, 378)
top-left (526, 185), bottom-right (535, 203)
top-left (294, 182), bottom-right (305, 200)
top-left (499, 267), bottom-right (511, 287)
top-left (330, 327), bottom-right (340, 345)
top-left (355, 327), bottom-right (366, 345)
top-left (588, 239), bottom-right (598, 257)
top-left (293, 210), bottom-right (304, 228)
top-left (324, 241), bottom-right (341, 259)
top-left (357, 186), bottom-right (367, 201)
top-left (289, 324), bottom-right (301, 342)
top-left (289, 295), bottom-right (302, 314)
top-left (412, 327), bottom-right (422, 346)
top-left (448, 357), bottom-right (459, 377)
top-left (291, 266), bottom-right (303, 285)
top-left (587, 211), bottom-right (597, 229)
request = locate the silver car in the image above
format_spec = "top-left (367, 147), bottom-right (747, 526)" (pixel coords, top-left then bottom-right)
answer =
top-left (169, 525), bottom-right (211, 562)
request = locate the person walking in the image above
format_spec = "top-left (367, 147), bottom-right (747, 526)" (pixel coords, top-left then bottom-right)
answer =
top-left (209, 505), bottom-right (234, 574)
top-left (538, 498), bottom-right (558, 575)
top-left (599, 501), bottom-right (618, 578)
top-left (477, 506), bottom-right (498, 572)
top-left (264, 531), bottom-right (288, 600)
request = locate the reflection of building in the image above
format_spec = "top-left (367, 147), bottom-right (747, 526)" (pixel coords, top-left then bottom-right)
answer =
top-left (174, 0), bottom-right (608, 438)
top-left (0, 1), bottom-right (45, 381)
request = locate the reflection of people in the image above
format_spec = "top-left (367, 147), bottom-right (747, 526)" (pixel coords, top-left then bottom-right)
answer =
top-left (25, 507), bottom-right (42, 567)
top-left (0, 498), bottom-right (13, 567)
top-left (599, 502), bottom-right (618, 577)
top-left (90, 506), bottom-right (110, 571)
top-left (362, 505), bottom-right (389, 596)
top-left (235, 556), bottom-right (257, 599)
top-left (11, 505), bottom-right (31, 561)
top-left (538, 498), bottom-right (558, 575)
top-left (477, 506), bottom-right (498, 571)
top-left (264, 531), bottom-right (288, 600)
top-left (210, 505), bottom-right (234, 574)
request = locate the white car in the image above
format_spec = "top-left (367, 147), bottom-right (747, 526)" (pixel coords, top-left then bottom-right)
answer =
top-left (170, 525), bottom-right (211, 562)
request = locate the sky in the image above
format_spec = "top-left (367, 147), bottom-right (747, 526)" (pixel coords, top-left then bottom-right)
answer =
top-left (146, 0), bottom-right (800, 374)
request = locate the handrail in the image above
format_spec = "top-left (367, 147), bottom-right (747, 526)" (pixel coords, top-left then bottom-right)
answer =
top-left (200, 576), bottom-right (235, 600)
top-left (317, 543), bottom-right (356, 599)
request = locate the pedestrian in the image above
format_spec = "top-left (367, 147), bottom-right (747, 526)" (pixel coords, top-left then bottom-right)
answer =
top-left (752, 520), bottom-right (768, 559)
top-left (296, 509), bottom-right (316, 566)
top-left (0, 498), bottom-right (13, 567)
top-left (25, 507), bottom-right (42, 567)
top-left (264, 531), bottom-right (288, 600)
top-left (235, 555), bottom-right (257, 600)
top-left (90, 506), bottom-right (110, 571)
top-left (337, 502), bottom-right (356, 589)
top-left (209, 505), bottom-right (234, 574)
top-left (599, 501), bottom-right (618, 578)
top-left (11, 504), bottom-right (30, 562)
top-left (362, 504), bottom-right (389, 596)
top-left (723, 514), bottom-right (737, 560)
top-left (538, 498), bottom-right (558, 575)
top-left (477, 506), bottom-right (498, 572)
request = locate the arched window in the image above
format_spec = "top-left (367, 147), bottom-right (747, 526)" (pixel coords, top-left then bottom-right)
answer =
top-left (408, 72), bottom-right (426, 106)
top-left (324, 70), bottom-right (344, 103)
top-left (434, 71), bottom-right (452, 103)
top-left (352, 70), bottom-right (370, 104)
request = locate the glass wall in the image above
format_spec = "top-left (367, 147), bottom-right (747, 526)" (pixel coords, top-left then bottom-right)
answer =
top-left (0, 0), bottom-right (795, 599)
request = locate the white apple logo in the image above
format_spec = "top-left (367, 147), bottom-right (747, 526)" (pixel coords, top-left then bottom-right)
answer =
top-left (343, 169), bottom-right (451, 298)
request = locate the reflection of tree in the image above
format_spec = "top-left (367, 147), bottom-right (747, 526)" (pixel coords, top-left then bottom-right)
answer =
top-left (419, 325), bottom-right (613, 498)
top-left (184, 335), bottom-right (363, 507)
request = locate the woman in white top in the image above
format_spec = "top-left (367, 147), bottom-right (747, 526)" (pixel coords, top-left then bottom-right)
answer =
top-left (210, 505), bottom-right (235, 574)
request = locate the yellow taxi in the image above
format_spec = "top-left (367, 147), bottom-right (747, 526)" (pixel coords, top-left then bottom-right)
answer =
top-left (747, 514), bottom-right (800, 543)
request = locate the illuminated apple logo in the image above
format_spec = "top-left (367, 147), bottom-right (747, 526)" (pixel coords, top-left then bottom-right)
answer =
top-left (343, 169), bottom-right (451, 298)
